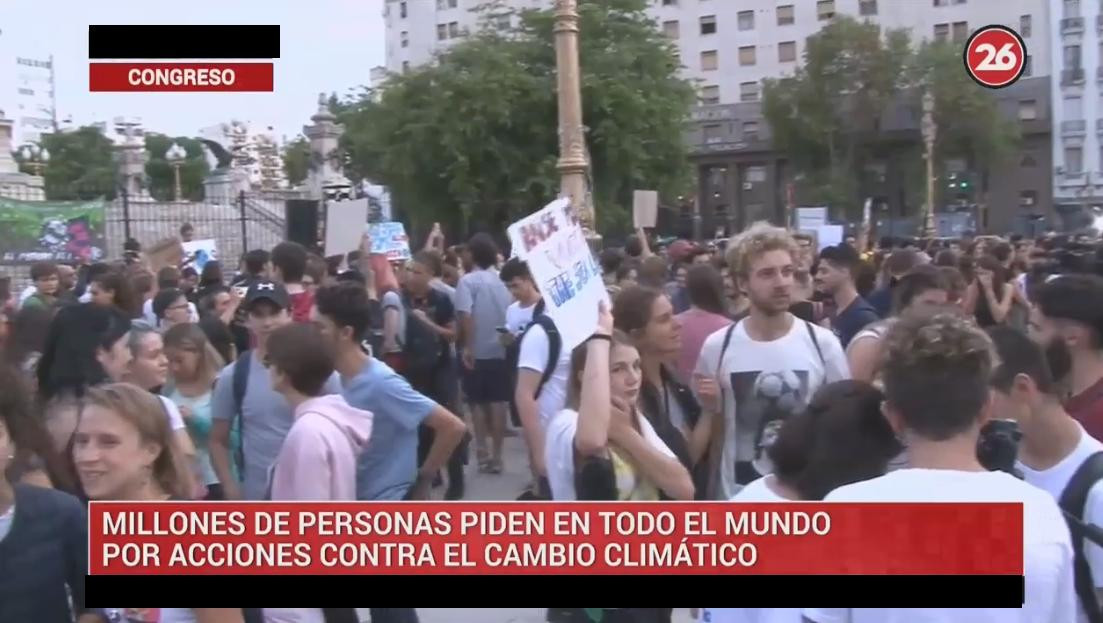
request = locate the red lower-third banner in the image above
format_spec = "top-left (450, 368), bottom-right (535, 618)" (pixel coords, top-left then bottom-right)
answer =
top-left (87, 502), bottom-right (1023, 576)
top-left (88, 62), bottom-right (273, 92)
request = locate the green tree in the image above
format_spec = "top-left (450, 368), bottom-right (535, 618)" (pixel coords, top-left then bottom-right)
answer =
top-left (763, 17), bottom-right (911, 220)
top-left (144, 134), bottom-right (210, 201)
top-left (339, 0), bottom-right (694, 235)
top-left (282, 136), bottom-right (311, 187)
top-left (17, 127), bottom-right (117, 200)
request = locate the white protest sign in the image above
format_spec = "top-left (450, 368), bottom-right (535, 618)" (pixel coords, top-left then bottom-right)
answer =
top-left (325, 198), bottom-right (369, 258)
top-left (181, 239), bottom-right (217, 272)
top-left (815, 224), bottom-right (844, 251)
top-left (508, 198), bottom-right (608, 353)
top-left (367, 221), bottom-right (412, 261)
top-left (796, 207), bottom-right (827, 230)
top-left (633, 190), bottom-right (658, 229)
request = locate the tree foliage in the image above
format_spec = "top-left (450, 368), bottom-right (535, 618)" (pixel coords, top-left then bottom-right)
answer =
top-left (339, 0), bottom-right (694, 235)
top-left (144, 134), bottom-right (210, 201)
top-left (763, 17), bottom-right (1019, 219)
top-left (282, 136), bottom-right (311, 187)
top-left (19, 127), bottom-right (117, 200)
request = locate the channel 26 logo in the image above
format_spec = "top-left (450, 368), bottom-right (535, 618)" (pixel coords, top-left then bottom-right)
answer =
top-left (963, 24), bottom-right (1027, 89)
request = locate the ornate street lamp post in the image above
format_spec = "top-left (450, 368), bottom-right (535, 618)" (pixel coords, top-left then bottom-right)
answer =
top-left (554, 0), bottom-right (599, 248)
top-left (166, 142), bottom-right (187, 201)
top-left (19, 143), bottom-right (49, 176)
top-left (921, 91), bottom-right (937, 238)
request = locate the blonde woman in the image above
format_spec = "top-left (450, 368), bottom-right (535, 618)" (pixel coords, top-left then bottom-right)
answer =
top-left (163, 323), bottom-right (238, 500)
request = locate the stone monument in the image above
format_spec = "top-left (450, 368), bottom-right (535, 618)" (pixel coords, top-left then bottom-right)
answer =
top-left (303, 93), bottom-right (351, 200)
top-left (111, 118), bottom-right (151, 200)
top-left (0, 110), bottom-right (45, 200)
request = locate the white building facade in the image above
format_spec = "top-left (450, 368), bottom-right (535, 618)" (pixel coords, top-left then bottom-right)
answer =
top-left (1050, 0), bottom-right (1103, 218)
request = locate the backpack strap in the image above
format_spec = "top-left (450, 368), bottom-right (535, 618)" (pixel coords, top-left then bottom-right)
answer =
top-left (1060, 451), bottom-right (1103, 623)
top-left (232, 351), bottom-right (251, 475)
top-left (804, 320), bottom-right (826, 367)
top-left (533, 315), bottom-right (561, 399)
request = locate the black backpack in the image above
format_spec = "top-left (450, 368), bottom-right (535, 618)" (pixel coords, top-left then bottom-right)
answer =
top-left (230, 350), bottom-right (251, 476)
top-left (1060, 451), bottom-right (1103, 623)
top-left (401, 292), bottom-right (444, 373)
top-left (517, 301), bottom-right (561, 400)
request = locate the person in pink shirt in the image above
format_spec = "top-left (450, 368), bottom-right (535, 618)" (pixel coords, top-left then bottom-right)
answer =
top-left (674, 264), bottom-right (733, 384)
top-left (266, 323), bottom-right (372, 501)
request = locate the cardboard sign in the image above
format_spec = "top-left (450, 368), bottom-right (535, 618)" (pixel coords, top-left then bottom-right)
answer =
top-left (146, 237), bottom-right (184, 273)
top-left (633, 190), bottom-right (659, 229)
top-left (508, 198), bottom-right (608, 353)
top-left (181, 239), bottom-right (218, 272)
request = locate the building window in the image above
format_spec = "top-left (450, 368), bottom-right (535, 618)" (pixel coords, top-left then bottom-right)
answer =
top-left (663, 20), bottom-right (680, 38)
top-left (495, 15), bottom-right (510, 30)
top-left (402, 61), bottom-right (410, 73)
top-left (1065, 0), bottom-right (1081, 18)
top-left (952, 21), bottom-right (968, 42)
top-left (1018, 100), bottom-right (1037, 120)
top-left (1066, 146), bottom-right (1084, 173)
top-left (701, 50), bottom-right (719, 71)
top-left (1064, 95), bottom-right (1083, 119)
top-left (740, 81), bottom-right (759, 102)
top-left (437, 24), bottom-right (448, 40)
top-left (700, 15), bottom-right (717, 35)
top-left (703, 124), bottom-right (724, 143)
top-left (737, 10), bottom-right (754, 30)
top-left (700, 85), bottom-right (720, 105)
top-left (778, 41), bottom-right (796, 62)
top-left (934, 23), bottom-right (949, 42)
top-left (1019, 191), bottom-right (1037, 206)
top-left (448, 22), bottom-right (460, 37)
top-left (1023, 55), bottom-right (1032, 77)
top-left (742, 121), bottom-right (759, 140)
top-left (1066, 44), bottom-right (1082, 69)
top-left (859, 0), bottom-right (878, 16)
top-left (953, 0), bottom-right (966, 4)
top-left (401, 31), bottom-right (409, 47)
top-left (817, 0), bottom-right (836, 20)
top-left (739, 46), bottom-right (756, 66)
top-left (1020, 15), bottom-right (1032, 37)
top-left (17, 88), bottom-right (33, 96)
top-left (400, 1), bottom-right (407, 18)
top-left (777, 5), bottom-right (794, 25)
top-left (746, 167), bottom-right (767, 183)
top-left (662, 0), bottom-right (677, 5)
top-left (933, 0), bottom-right (948, 5)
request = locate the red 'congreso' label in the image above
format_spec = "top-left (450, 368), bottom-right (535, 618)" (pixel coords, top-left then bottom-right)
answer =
top-left (88, 62), bottom-right (274, 92)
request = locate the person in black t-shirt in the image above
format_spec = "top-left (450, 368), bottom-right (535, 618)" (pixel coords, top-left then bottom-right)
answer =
top-left (816, 244), bottom-right (879, 348)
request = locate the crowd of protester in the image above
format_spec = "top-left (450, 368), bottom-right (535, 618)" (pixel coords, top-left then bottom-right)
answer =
top-left (3, 217), bottom-right (1103, 621)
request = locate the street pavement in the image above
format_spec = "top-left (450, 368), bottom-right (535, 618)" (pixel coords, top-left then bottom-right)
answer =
top-left (355, 434), bottom-right (696, 622)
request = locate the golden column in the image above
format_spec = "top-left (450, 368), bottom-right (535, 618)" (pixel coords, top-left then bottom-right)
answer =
top-left (921, 90), bottom-right (937, 238)
top-left (554, 0), bottom-right (599, 246)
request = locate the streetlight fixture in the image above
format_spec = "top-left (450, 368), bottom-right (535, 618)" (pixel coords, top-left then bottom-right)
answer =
top-left (19, 143), bottom-right (49, 176)
top-left (166, 142), bottom-right (187, 201)
top-left (920, 90), bottom-right (937, 238)
top-left (553, 0), bottom-right (599, 248)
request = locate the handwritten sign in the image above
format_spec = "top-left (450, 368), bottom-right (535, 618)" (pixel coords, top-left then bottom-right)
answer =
top-left (326, 198), bottom-right (369, 257)
top-left (508, 198), bottom-right (607, 352)
top-left (367, 222), bottom-right (411, 261)
top-left (633, 190), bottom-right (658, 229)
top-left (181, 239), bottom-right (218, 272)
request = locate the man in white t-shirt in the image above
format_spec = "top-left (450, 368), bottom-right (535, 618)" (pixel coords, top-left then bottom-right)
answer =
top-left (502, 258), bottom-right (570, 497)
top-left (805, 312), bottom-right (1076, 623)
top-left (989, 326), bottom-right (1103, 622)
top-left (696, 223), bottom-right (849, 499)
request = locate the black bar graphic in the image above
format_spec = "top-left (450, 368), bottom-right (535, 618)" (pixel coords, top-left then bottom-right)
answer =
top-left (87, 574), bottom-right (1024, 608)
top-left (88, 25), bottom-right (279, 59)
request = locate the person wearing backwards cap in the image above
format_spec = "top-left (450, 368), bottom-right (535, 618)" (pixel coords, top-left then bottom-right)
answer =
top-left (208, 280), bottom-right (342, 500)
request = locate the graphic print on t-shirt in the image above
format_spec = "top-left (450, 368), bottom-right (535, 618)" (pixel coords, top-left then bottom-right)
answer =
top-left (731, 369), bottom-right (810, 475)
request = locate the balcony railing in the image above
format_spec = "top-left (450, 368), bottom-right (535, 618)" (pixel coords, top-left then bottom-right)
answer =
top-left (1062, 120), bottom-right (1087, 135)
top-left (1063, 67), bottom-right (1086, 85)
top-left (1062, 16), bottom-right (1085, 33)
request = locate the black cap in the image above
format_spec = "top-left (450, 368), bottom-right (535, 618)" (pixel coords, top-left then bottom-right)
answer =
top-left (244, 280), bottom-right (290, 310)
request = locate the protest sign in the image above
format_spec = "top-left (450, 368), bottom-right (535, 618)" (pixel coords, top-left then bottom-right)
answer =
top-left (632, 190), bottom-right (658, 229)
top-left (181, 239), bottom-right (218, 272)
top-left (367, 222), bottom-right (411, 261)
top-left (814, 224), bottom-right (844, 251)
top-left (508, 198), bottom-right (608, 352)
top-left (325, 198), bottom-right (369, 258)
top-left (796, 207), bottom-right (827, 230)
top-left (146, 238), bottom-right (184, 273)
top-left (0, 197), bottom-right (107, 265)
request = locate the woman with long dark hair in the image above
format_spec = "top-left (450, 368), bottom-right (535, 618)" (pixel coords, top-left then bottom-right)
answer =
top-left (3, 304), bottom-right (54, 380)
top-left (968, 254), bottom-right (1014, 328)
top-left (0, 364), bottom-right (88, 623)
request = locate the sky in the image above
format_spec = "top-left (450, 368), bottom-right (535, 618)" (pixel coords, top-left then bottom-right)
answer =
top-left (2, 0), bottom-right (386, 141)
